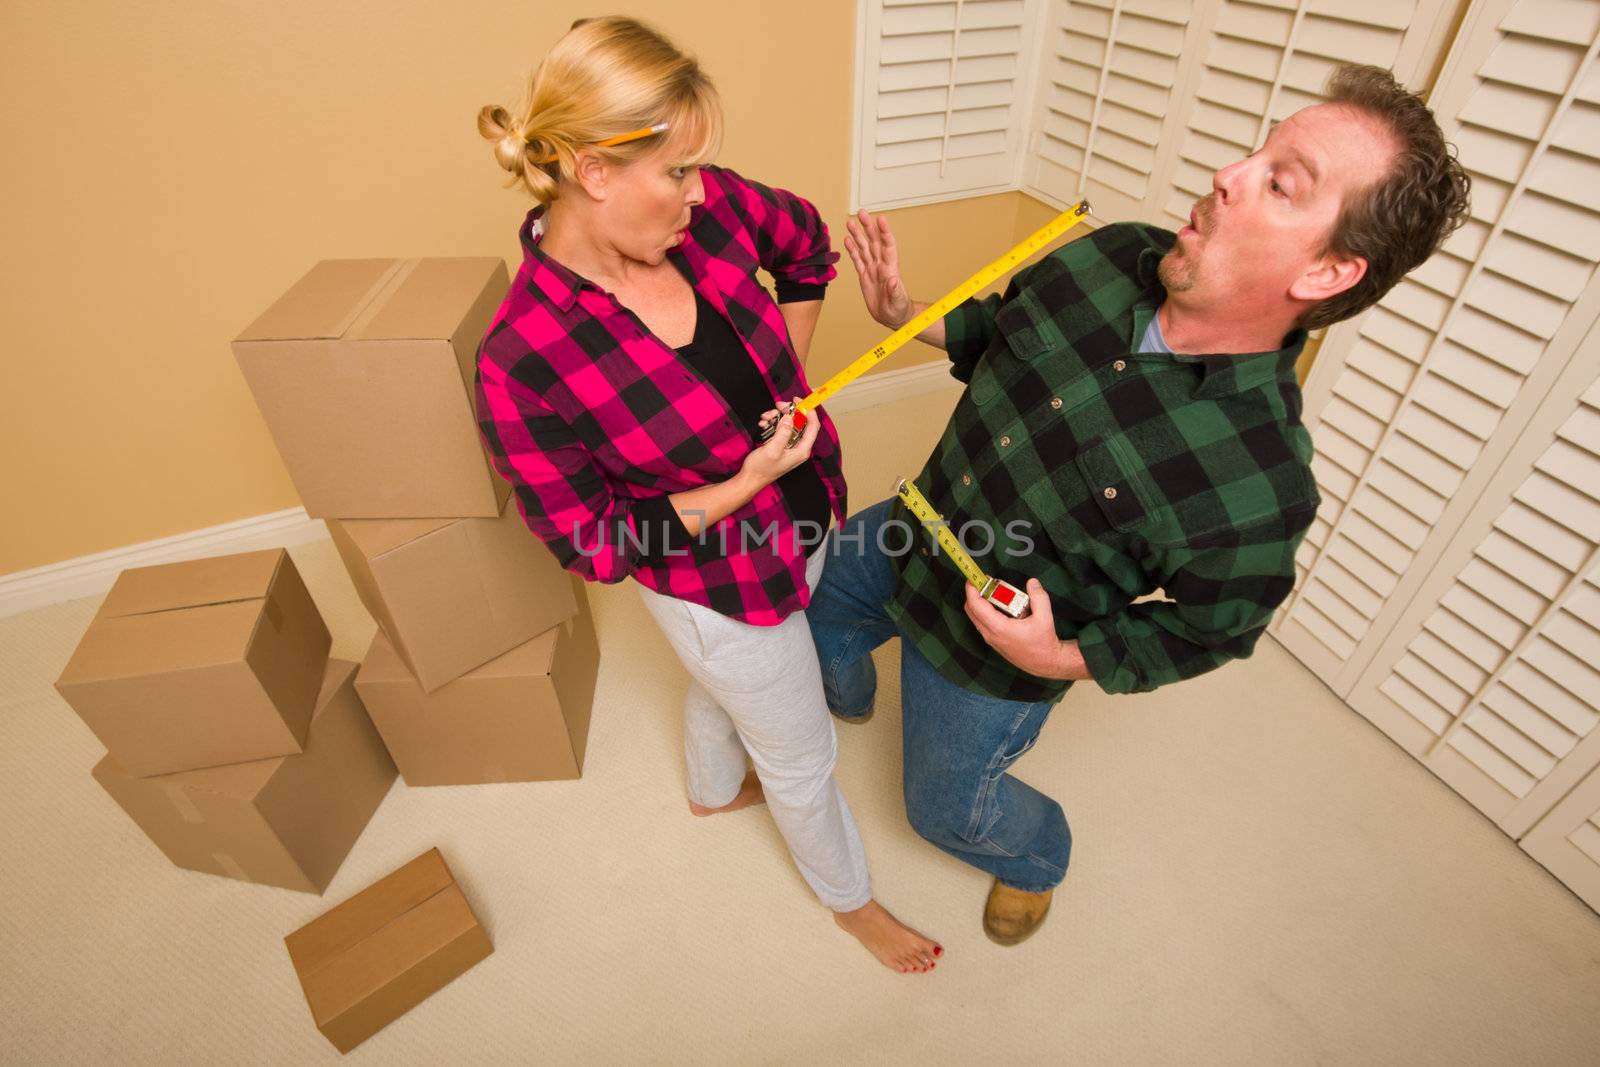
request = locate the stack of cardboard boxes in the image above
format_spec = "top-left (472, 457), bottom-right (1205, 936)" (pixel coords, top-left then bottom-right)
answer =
top-left (56, 257), bottom-right (600, 896)
top-left (57, 548), bottom-right (397, 893)
top-left (232, 256), bottom-right (600, 787)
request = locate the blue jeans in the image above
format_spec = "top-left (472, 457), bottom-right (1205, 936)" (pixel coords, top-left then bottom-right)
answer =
top-left (807, 498), bottom-right (1071, 893)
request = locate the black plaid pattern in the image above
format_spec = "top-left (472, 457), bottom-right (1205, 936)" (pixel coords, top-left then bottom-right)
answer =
top-left (475, 167), bottom-right (845, 626)
top-left (885, 222), bottom-right (1320, 699)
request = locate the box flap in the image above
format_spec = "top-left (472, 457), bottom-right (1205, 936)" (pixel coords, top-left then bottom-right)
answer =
top-left (300, 882), bottom-right (481, 1023)
top-left (99, 549), bottom-right (283, 619)
top-left (356, 626), bottom-right (557, 688)
top-left (58, 600), bottom-right (262, 685)
top-left (349, 258), bottom-right (505, 342)
top-left (469, 626), bottom-right (558, 679)
top-left (336, 516), bottom-right (458, 560)
top-left (285, 848), bottom-right (456, 980)
top-left (235, 259), bottom-right (402, 342)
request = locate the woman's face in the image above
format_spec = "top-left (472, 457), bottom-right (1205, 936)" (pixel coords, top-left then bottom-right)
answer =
top-left (598, 148), bottom-right (706, 265)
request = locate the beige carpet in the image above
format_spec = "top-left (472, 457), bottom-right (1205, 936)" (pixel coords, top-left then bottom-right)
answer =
top-left (4, 387), bottom-right (1599, 1065)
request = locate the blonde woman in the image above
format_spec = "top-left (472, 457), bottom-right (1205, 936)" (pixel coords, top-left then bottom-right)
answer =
top-left (473, 17), bottom-right (940, 973)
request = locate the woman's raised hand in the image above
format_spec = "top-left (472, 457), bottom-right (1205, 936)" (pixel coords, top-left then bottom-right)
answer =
top-left (844, 208), bottom-right (913, 331)
top-left (742, 402), bottom-right (820, 488)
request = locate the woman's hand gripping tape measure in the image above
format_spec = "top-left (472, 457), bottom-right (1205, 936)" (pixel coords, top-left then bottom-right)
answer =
top-left (762, 200), bottom-right (1092, 448)
top-left (895, 477), bottom-right (1031, 619)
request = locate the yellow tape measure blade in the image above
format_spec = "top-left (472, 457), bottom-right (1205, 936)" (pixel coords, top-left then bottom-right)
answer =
top-left (894, 477), bottom-right (1030, 619)
top-left (794, 199), bottom-right (1092, 418)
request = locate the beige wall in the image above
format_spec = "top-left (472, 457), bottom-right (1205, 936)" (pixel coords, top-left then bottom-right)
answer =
top-left (1, 0), bottom-right (1051, 575)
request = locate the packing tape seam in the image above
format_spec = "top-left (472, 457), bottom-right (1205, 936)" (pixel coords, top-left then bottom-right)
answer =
top-left (342, 258), bottom-right (424, 339)
top-left (165, 783), bottom-right (207, 824)
top-left (325, 258), bottom-right (409, 339)
top-left (213, 851), bottom-right (249, 881)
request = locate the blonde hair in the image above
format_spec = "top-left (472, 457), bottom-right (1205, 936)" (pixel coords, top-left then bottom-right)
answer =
top-left (478, 16), bottom-right (723, 205)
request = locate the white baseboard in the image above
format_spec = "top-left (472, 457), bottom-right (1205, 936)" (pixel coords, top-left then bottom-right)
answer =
top-left (0, 509), bottom-right (327, 619)
top-left (821, 359), bottom-right (958, 416)
top-left (0, 361), bottom-right (960, 620)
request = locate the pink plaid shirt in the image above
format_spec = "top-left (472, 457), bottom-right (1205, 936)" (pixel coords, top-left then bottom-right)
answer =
top-left (475, 166), bottom-right (846, 625)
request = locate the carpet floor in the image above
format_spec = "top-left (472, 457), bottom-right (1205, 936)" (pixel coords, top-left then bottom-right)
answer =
top-left (4, 387), bottom-right (1599, 1064)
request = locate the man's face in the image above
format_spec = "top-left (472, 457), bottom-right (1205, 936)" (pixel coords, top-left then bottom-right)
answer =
top-left (1160, 103), bottom-right (1398, 313)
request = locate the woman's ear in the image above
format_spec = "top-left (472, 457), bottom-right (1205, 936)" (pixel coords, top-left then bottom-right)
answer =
top-left (1289, 253), bottom-right (1367, 304)
top-left (570, 149), bottom-right (610, 201)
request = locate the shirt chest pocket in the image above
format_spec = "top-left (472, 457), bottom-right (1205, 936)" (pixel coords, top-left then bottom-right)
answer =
top-left (970, 288), bottom-right (1059, 407)
top-left (1020, 430), bottom-right (1151, 535)
top-left (1074, 434), bottom-right (1155, 534)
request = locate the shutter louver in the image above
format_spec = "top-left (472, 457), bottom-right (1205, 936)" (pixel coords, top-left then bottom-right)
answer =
top-left (1024, 0), bottom-right (1205, 221)
top-left (856, 0), bottom-right (1040, 209)
top-left (1351, 370), bottom-right (1600, 834)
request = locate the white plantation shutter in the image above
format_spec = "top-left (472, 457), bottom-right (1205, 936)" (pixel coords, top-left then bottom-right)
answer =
top-left (1276, 0), bottom-right (1600, 695)
top-left (1344, 361), bottom-right (1600, 837)
top-left (854, 0), bottom-right (1042, 209)
top-left (1022, 0), bottom-right (1212, 222)
top-left (1153, 0), bottom-right (1460, 232)
top-left (848, 0), bottom-right (1600, 913)
top-left (1523, 757), bottom-right (1600, 913)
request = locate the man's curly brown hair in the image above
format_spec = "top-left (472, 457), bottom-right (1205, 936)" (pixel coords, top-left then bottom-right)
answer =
top-left (1302, 65), bottom-right (1472, 332)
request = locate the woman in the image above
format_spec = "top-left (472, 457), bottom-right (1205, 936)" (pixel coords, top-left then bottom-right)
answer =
top-left (473, 16), bottom-right (939, 973)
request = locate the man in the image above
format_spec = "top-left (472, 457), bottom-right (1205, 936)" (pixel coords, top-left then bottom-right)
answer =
top-left (807, 64), bottom-right (1471, 945)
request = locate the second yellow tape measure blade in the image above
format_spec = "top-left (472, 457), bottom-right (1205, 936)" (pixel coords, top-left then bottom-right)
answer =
top-left (800, 199), bottom-right (1091, 416)
top-left (895, 477), bottom-right (1030, 619)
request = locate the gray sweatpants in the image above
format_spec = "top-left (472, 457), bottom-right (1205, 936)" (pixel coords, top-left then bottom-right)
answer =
top-left (637, 546), bottom-right (873, 912)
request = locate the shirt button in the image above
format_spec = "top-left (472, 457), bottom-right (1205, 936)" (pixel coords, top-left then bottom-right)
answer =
top-left (1113, 359), bottom-right (1127, 372)
top-left (1050, 397), bottom-right (1062, 410)
top-left (919, 545), bottom-right (930, 557)
top-left (1103, 486), bottom-right (1118, 500)
top-left (999, 435), bottom-right (1011, 447)
top-left (962, 474), bottom-right (972, 486)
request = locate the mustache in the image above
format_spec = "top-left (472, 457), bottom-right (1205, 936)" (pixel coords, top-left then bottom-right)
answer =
top-left (1192, 196), bottom-right (1216, 235)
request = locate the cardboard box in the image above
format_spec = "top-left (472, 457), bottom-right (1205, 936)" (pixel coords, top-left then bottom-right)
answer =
top-left (57, 548), bottom-right (331, 777)
top-left (285, 847), bottom-right (493, 1053)
top-left (326, 499), bottom-right (580, 692)
top-left (232, 257), bottom-right (512, 519)
top-left (354, 609), bottom-right (600, 786)
top-left (92, 659), bottom-right (396, 893)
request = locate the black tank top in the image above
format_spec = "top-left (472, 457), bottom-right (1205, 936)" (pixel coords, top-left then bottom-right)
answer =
top-left (675, 291), bottom-right (832, 535)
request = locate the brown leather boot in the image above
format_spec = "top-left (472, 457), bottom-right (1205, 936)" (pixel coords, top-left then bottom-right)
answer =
top-left (983, 879), bottom-right (1053, 946)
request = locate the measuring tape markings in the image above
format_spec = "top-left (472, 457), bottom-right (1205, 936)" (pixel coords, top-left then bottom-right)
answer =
top-left (763, 200), bottom-right (1092, 442)
top-left (895, 477), bottom-right (1031, 619)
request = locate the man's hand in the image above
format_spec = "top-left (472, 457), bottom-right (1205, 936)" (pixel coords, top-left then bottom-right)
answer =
top-left (964, 579), bottom-right (1093, 682)
top-left (844, 208), bottom-right (913, 330)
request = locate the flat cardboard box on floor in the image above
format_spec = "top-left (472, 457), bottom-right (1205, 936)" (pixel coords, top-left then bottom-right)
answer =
top-left (354, 608), bottom-right (599, 786)
top-left (285, 847), bottom-right (493, 1053)
top-left (232, 256), bottom-right (511, 519)
top-left (326, 500), bottom-right (580, 692)
top-left (92, 659), bottom-right (397, 894)
top-left (57, 548), bottom-right (331, 777)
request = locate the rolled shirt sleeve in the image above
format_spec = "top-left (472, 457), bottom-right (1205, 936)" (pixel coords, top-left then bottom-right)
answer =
top-left (715, 167), bottom-right (838, 296)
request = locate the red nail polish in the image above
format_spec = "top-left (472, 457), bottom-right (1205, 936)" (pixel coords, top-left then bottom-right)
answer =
top-left (933, 945), bottom-right (943, 956)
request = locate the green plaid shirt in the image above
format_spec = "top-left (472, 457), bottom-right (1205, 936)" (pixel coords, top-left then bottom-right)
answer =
top-left (886, 222), bottom-right (1319, 701)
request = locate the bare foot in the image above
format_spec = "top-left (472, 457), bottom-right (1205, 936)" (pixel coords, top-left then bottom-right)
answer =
top-left (688, 770), bottom-right (766, 817)
top-left (834, 899), bottom-right (943, 973)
